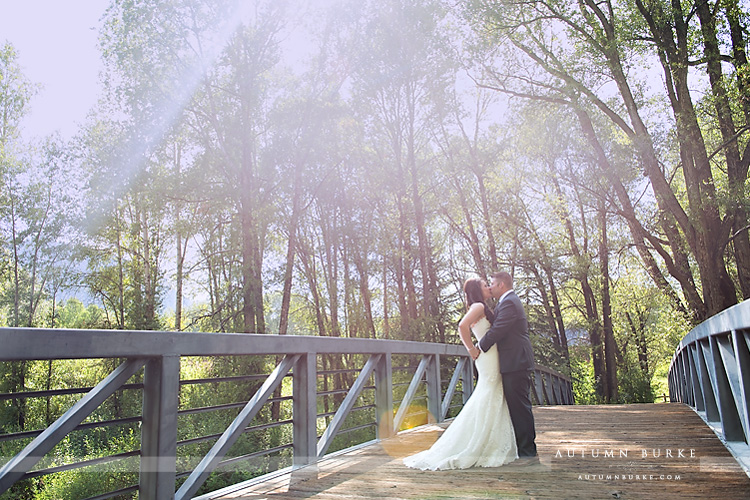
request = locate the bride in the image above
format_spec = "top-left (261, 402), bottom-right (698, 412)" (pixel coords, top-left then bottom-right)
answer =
top-left (403, 278), bottom-right (518, 470)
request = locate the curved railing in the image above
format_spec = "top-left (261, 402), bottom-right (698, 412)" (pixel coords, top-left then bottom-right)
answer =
top-left (0, 328), bottom-right (572, 499)
top-left (668, 299), bottom-right (750, 473)
top-left (531, 364), bottom-right (574, 406)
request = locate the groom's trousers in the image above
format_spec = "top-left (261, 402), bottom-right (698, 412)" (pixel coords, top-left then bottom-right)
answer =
top-left (503, 369), bottom-right (537, 457)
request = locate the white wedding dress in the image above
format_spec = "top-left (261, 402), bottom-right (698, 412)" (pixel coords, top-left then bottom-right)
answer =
top-left (403, 317), bottom-right (518, 470)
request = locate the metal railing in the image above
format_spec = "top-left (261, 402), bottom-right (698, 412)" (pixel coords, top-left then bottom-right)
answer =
top-left (0, 328), bottom-right (572, 499)
top-left (668, 299), bottom-right (750, 473)
top-left (531, 364), bottom-right (574, 406)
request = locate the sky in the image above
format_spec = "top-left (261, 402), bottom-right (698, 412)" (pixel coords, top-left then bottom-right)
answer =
top-left (0, 1), bottom-right (329, 142)
top-left (0, 1), bottom-right (324, 312)
top-left (0, 1), bottom-right (107, 140)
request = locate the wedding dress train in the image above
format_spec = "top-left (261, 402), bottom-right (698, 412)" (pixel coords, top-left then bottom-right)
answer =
top-left (403, 317), bottom-right (518, 470)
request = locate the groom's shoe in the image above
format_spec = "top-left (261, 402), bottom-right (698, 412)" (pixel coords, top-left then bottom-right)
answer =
top-left (509, 455), bottom-right (540, 467)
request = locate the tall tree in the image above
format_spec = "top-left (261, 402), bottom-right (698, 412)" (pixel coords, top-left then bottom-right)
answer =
top-left (465, 0), bottom-right (750, 320)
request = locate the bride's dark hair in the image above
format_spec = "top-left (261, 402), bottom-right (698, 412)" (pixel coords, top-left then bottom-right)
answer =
top-left (463, 278), bottom-right (494, 324)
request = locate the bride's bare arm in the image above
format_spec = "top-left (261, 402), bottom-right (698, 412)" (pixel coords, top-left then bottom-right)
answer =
top-left (458, 303), bottom-right (485, 352)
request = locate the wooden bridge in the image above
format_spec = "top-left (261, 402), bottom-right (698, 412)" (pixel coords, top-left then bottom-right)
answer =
top-left (202, 404), bottom-right (750, 500)
top-left (1, 299), bottom-right (750, 499)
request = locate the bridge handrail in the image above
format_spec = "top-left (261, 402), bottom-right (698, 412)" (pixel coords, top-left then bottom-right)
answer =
top-left (668, 299), bottom-right (750, 473)
top-left (0, 328), bottom-right (573, 499)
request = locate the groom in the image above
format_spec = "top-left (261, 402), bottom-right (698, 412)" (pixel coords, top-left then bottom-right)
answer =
top-left (467, 271), bottom-right (537, 460)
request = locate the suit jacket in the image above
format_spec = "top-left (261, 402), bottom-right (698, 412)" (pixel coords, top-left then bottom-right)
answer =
top-left (478, 291), bottom-right (535, 374)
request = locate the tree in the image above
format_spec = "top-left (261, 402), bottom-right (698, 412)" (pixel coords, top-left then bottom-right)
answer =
top-left (0, 42), bottom-right (35, 327)
top-left (465, 0), bottom-right (750, 320)
top-left (345, 0), bottom-right (456, 340)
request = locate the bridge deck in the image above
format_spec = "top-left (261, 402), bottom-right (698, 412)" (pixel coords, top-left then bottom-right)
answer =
top-left (203, 403), bottom-right (750, 500)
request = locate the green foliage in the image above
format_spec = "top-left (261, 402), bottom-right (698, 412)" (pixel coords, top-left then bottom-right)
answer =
top-left (569, 344), bottom-right (602, 405)
top-left (5, 0), bottom-right (750, 496)
top-left (616, 364), bottom-right (654, 404)
top-left (34, 429), bottom-right (140, 500)
top-left (54, 299), bottom-right (109, 329)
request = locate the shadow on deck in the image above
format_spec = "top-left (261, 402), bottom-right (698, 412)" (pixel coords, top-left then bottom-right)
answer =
top-left (201, 403), bottom-right (750, 500)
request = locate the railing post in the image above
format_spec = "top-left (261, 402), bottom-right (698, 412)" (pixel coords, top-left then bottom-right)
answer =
top-left (139, 355), bottom-right (180, 500)
top-left (543, 372), bottom-right (553, 404)
top-left (709, 335), bottom-right (745, 441)
top-left (425, 354), bottom-right (441, 423)
top-left (687, 346), bottom-right (704, 411)
top-left (375, 353), bottom-right (394, 439)
top-left (682, 350), bottom-right (690, 403)
top-left (293, 352), bottom-right (318, 467)
top-left (681, 349), bottom-right (694, 407)
top-left (532, 369), bottom-right (543, 405)
top-left (667, 370), bottom-right (677, 403)
top-left (551, 375), bottom-right (562, 404)
top-left (699, 339), bottom-right (721, 421)
top-left (732, 329), bottom-right (750, 441)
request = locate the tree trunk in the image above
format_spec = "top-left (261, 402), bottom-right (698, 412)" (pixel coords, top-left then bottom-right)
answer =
top-left (298, 235), bottom-right (327, 337)
top-left (635, 0), bottom-right (737, 315)
top-left (428, 253), bottom-right (444, 343)
top-left (116, 207), bottom-right (125, 329)
top-left (406, 93), bottom-right (431, 318)
top-left (549, 162), bottom-right (605, 398)
top-left (725, 0), bottom-right (750, 120)
top-left (10, 187), bottom-right (20, 327)
top-left (10, 361), bottom-right (27, 430)
top-left (455, 179), bottom-right (485, 277)
top-left (720, 0), bottom-right (750, 299)
top-left (573, 106), bottom-right (703, 321)
top-left (240, 155), bottom-right (257, 333)
top-left (455, 93), bottom-right (497, 270)
top-left (140, 204), bottom-right (157, 329)
top-left (383, 252), bottom-right (390, 339)
top-left (626, 310), bottom-right (649, 378)
top-left (395, 197), bottom-right (408, 321)
top-left (476, 174), bottom-right (498, 269)
top-left (27, 187), bottom-right (51, 327)
top-left (399, 195), bottom-right (418, 323)
top-left (599, 197), bottom-right (618, 402)
top-left (278, 174), bottom-right (301, 335)
top-left (695, 0), bottom-right (750, 302)
top-left (174, 143), bottom-right (184, 331)
top-left (353, 248), bottom-right (377, 338)
top-left (532, 265), bottom-right (560, 349)
top-left (321, 208), bottom-right (341, 338)
top-left (254, 226), bottom-right (266, 333)
top-left (545, 264), bottom-right (569, 362)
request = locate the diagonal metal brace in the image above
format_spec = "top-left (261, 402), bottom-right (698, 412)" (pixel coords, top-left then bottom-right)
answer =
top-left (441, 357), bottom-right (467, 420)
top-left (175, 354), bottom-right (300, 500)
top-left (0, 358), bottom-right (146, 494)
top-left (392, 355), bottom-right (429, 432)
top-left (317, 354), bottom-right (381, 458)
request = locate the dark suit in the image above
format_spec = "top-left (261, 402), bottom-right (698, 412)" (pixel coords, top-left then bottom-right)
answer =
top-left (478, 290), bottom-right (537, 457)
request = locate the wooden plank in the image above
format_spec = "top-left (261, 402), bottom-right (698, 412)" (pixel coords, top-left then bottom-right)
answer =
top-left (204, 404), bottom-right (750, 500)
